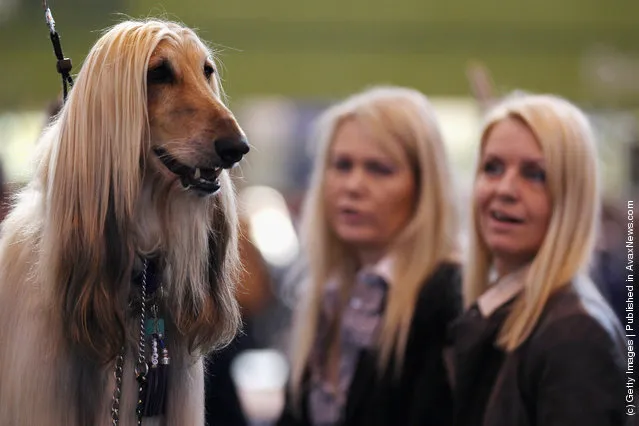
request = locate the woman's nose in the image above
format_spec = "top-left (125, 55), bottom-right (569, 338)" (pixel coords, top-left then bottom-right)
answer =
top-left (494, 169), bottom-right (519, 201)
top-left (343, 167), bottom-right (367, 194)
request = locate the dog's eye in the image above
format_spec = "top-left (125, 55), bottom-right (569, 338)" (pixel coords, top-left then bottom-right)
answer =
top-left (204, 63), bottom-right (215, 81)
top-left (147, 61), bottom-right (174, 85)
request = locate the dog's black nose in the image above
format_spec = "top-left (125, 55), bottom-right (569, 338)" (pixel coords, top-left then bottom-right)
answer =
top-left (215, 136), bottom-right (250, 168)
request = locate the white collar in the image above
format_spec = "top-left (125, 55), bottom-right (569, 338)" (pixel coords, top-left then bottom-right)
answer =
top-left (359, 255), bottom-right (395, 287)
top-left (477, 265), bottom-right (530, 317)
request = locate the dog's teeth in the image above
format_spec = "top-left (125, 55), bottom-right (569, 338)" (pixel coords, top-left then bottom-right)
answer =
top-left (194, 168), bottom-right (201, 179)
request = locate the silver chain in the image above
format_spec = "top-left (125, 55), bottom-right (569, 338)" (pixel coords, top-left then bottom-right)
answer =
top-left (135, 260), bottom-right (149, 425)
top-left (135, 261), bottom-right (149, 379)
top-left (111, 258), bottom-right (149, 426)
top-left (111, 346), bottom-right (125, 425)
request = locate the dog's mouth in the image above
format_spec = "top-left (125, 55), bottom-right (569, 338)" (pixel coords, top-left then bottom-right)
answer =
top-left (153, 147), bottom-right (223, 195)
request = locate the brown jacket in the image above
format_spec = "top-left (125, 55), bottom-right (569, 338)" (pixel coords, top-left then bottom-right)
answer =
top-left (449, 283), bottom-right (631, 426)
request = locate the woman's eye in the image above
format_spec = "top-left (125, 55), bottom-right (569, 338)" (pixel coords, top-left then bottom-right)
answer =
top-left (331, 158), bottom-right (352, 172)
top-left (366, 161), bottom-right (394, 176)
top-left (482, 159), bottom-right (503, 176)
top-left (523, 166), bottom-right (546, 182)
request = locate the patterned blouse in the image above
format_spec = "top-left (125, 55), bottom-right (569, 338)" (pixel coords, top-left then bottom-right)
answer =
top-left (308, 266), bottom-right (390, 426)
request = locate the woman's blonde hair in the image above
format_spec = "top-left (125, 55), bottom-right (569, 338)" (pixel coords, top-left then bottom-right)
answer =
top-left (464, 92), bottom-right (600, 351)
top-left (289, 86), bottom-right (459, 399)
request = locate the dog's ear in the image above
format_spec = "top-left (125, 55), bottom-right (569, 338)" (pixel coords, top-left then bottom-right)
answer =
top-left (208, 189), bottom-right (234, 292)
top-left (43, 23), bottom-right (151, 362)
top-left (207, 189), bottom-right (242, 347)
top-left (178, 176), bottom-right (242, 355)
top-left (52, 178), bottom-right (135, 363)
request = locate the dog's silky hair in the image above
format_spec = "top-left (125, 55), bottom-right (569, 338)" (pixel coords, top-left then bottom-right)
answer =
top-left (464, 93), bottom-right (602, 351)
top-left (289, 86), bottom-right (459, 401)
top-left (0, 19), bottom-right (241, 424)
top-left (40, 19), bottom-right (240, 361)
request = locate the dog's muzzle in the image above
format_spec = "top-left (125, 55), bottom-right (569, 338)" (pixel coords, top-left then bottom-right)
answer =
top-left (153, 137), bottom-right (249, 195)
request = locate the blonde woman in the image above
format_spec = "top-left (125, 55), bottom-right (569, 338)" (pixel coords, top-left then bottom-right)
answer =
top-left (277, 86), bottom-right (462, 426)
top-left (450, 93), bottom-right (628, 426)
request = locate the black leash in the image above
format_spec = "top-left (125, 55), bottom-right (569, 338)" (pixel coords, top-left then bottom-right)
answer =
top-left (42, 0), bottom-right (73, 102)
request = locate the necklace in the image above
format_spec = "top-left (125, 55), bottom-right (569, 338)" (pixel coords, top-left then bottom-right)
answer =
top-left (111, 258), bottom-right (171, 426)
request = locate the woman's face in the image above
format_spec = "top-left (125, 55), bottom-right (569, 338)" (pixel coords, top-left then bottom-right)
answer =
top-left (324, 119), bottom-right (417, 262)
top-left (474, 117), bottom-right (551, 275)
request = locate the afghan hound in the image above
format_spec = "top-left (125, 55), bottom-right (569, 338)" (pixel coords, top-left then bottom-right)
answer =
top-left (0, 19), bottom-right (249, 426)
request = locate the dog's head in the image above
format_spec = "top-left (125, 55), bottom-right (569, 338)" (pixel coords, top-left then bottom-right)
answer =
top-left (146, 23), bottom-right (249, 195)
top-left (41, 20), bottom-right (247, 362)
top-left (51, 20), bottom-right (249, 207)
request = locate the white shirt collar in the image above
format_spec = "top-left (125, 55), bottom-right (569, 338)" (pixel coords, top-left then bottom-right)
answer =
top-left (477, 264), bottom-right (530, 317)
top-left (359, 255), bottom-right (395, 287)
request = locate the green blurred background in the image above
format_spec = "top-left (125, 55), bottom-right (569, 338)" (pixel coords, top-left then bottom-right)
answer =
top-left (1, 0), bottom-right (638, 109)
top-left (0, 0), bottom-right (637, 198)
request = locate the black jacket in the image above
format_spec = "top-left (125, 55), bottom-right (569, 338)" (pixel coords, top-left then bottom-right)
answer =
top-left (277, 262), bottom-right (462, 426)
top-left (449, 283), bottom-right (630, 426)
